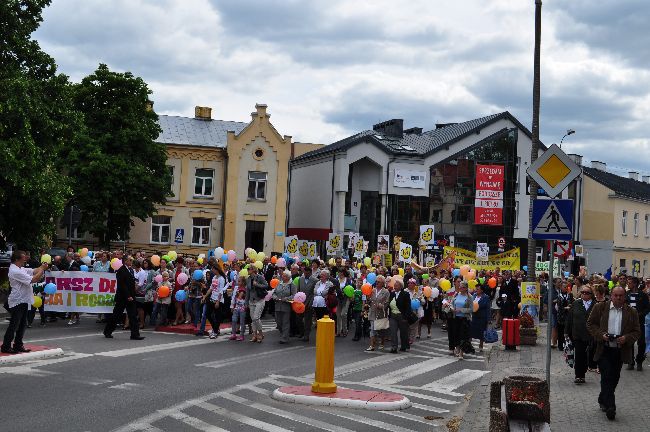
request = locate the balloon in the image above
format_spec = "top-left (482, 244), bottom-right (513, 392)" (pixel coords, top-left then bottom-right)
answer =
top-left (227, 250), bottom-right (236, 262)
top-left (154, 274), bottom-right (163, 283)
top-left (111, 259), bottom-right (123, 271)
top-left (398, 268), bottom-right (404, 277)
top-left (175, 290), bottom-right (187, 302)
top-left (452, 268), bottom-right (461, 277)
top-left (247, 249), bottom-right (257, 260)
top-left (294, 292), bottom-right (307, 303)
top-left (431, 287), bottom-right (440, 298)
top-left (198, 257), bottom-right (204, 265)
top-left (239, 269), bottom-right (249, 278)
top-left (439, 278), bottom-right (451, 292)
top-left (423, 286), bottom-right (432, 298)
top-left (87, 251), bottom-right (93, 258)
top-left (215, 247), bottom-right (224, 258)
top-left (488, 277), bottom-right (497, 289)
top-left (472, 301), bottom-right (479, 313)
top-left (271, 256), bottom-right (278, 264)
top-left (270, 279), bottom-right (280, 289)
top-left (151, 255), bottom-right (161, 266)
top-left (362, 283), bottom-right (372, 296)
top-left (364, 257), bottom-right (371, 267)
top-left (522, 265), bottom-right (528, 272)
top-left (467, 270), bottom-right (476, 280)
top-left (479, 277), bottom-right (485, 285)
top-left (81, 247), bottom-right (89, 257)
top-left (283, 252), bottom-right (290, 260)
top-left (608, 281), bottom-right (614, 289)
top-left (468, 279), bottom-right (478, 290)
top-left (411, 299), bottom-right (420, 311)
top-left (33, 296), bottom-right (42, 308)
top-left (161, 255), bottom-right (170, 262)
top-left (460, 265), bottom-right (471, 276)
top-left (40, 254), bottom-right (52, 264)
top-left (198, 253), bottom-right (206, 259)
top-left (564, 271), bottom-right (570, 278)
top-left (328, 258), bottom-right (335, 266)
top-left (257, 252), bottom-right (266, 261)
top-left (44, 283), bottom-right (57, 295)
top-left (293, 277), bottom-right (300, 286)
top-left (220, 254), bottom-right (227, 262)
top-left (366, 273), bottom-right (377, 285)
top-left (193, 270), bottom-right (204, 281)
top-left (168, 251), bottom-right (178, 261)
top-left (158, 285), bottom-right (170, 298)
top-left (80, 265), bottom-right (89, 272)
top-left (343, 285), bottom-right (354, 298)
top-left (277, 258), bottom-right (286, 267)
top-left (518, 302), bottom-right (522, 309)
top-left (422, 273), bottom-right (430, 280)
top-left (177, 273), bottom-right (189, 285)
top-left (292, 301), bottom-right (306, 314)
top-left (254, 261), bottom-right (263, 270)
top-left (81, 256), bottom-right (91, 265)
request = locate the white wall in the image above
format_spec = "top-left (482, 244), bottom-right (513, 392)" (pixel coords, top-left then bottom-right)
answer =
top-left (289, 157), bottom-right (334, 230)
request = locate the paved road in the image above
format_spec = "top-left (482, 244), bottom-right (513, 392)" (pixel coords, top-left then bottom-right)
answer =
top-left (0, 316), bottom-right (487, 432)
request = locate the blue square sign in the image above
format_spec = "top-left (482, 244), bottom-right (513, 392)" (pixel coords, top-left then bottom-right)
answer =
top-left (531, 199), bottom-right (573, 241)
top-left (174, 228), bottom-right (184, 243)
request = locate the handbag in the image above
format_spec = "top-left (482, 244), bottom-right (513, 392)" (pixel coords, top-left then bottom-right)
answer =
top-left (406, 311), bottom-right (418, 325)
top-left (563, 336), bottom-right (575, 368)
top-left (484, 328), bottom-right (499, 343)
top-left (374, 317), bottom-right (389, 330)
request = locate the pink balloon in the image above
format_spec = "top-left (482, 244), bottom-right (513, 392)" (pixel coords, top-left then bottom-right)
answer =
top-left (277, 258), bottom-right (286, 267)
top-left (111, 259), bottom-right (122, 271)
top-left (154, 274), bottom-right (163, 283)
top-left (293, 292), bottom-right (306, 303)
top-left (227, 250), bottom-right (236, 262)
top-left (176, 273), bottom-right (188, 285)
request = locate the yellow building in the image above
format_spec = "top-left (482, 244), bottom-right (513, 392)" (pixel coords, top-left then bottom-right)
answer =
top-left (579, 161), bottom-right (650, 277)
top-left (55, 104), bottom-right (321, 257)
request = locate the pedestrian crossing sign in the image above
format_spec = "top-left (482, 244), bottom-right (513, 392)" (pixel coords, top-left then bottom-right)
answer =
top-left (531, 199), bottom-right (573, 240)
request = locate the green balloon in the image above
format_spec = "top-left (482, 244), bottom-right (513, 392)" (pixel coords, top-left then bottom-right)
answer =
top-left (422, 274), bottom-right (430, 280)
top-left (344, 285), bottom-right (354, 298)
top-left (479, 277), bottom-right (485, 285)
top-left (608, 281), bottom-right (614, 289)
top-left (244, 264), bottom-right (250, 269)
top-left (162, 255), bottom-right (170, 262)
top-left (293, 277), bottom-right (300, 286)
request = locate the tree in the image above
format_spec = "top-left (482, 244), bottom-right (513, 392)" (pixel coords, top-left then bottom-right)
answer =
top-left (0, 0), bottom-right (81, 250)
top-left (70, 64), bottom-right (171, 248)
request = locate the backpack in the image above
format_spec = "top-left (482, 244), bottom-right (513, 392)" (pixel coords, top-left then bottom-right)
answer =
top-left (484, 328), bottom-right (499, 343)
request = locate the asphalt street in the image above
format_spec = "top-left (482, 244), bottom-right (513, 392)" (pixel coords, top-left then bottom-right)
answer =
top-left (0, 315), bottom-right (487, 432)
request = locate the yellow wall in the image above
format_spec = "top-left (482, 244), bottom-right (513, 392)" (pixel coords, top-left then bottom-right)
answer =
top-left (581, 177), bottom-right (615, 241)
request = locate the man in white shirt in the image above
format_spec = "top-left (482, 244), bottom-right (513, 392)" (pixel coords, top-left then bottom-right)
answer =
top-left (1, 251), bottom-right (48, 354)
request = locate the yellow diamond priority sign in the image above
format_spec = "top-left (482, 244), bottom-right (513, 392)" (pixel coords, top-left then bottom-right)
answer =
top-left (527, 144), bottom-right (581, 198)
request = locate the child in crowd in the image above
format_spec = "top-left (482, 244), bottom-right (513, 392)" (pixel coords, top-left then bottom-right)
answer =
top-left (230, 289), bottom-right (247, 341)
top-left (150, 271), bottom-right (171, 326)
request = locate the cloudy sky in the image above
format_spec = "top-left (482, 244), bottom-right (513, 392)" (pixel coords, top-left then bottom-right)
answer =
top-left (35, 0), bottom-right (650, 174)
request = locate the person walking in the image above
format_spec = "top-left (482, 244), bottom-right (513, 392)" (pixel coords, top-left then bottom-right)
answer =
top-left (587, 286), bottom-right (641, 420)
top-left (470, 284), bottom-right (491, 352)
top-left (245, 266), bottom-right (268, 343)
top-left (103, 256), bottom-right (144, 340)
top-left (1, 251), bottom-right (48, 353)
top-left (388, 278), bottom-right (410, 353)
top-left (448, 281), bottom-right (473, 359)
top-left (565, 284), bottom-right (595, 384)
top-left (298, 267), bottom-right (317, 341)
top-left (273, 270), bottom-right (296, 344)
top-left (625, 276), bottom-right (649, 371)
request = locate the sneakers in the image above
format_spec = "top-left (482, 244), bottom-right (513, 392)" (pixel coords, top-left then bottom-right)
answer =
top-left (229, 335), bottom-right (237, 340)
top-left (67, 320), bottom-right (75, 326)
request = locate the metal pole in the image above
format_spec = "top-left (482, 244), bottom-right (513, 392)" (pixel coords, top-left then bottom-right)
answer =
top-left (68, 205), bottom-right (73, 246)
top-left (546, 251), bottom-right (554, 384)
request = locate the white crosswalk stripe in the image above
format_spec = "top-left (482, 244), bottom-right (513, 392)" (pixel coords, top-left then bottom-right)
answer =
top-left (167, 411), bottom-right (229, 432)
top-left (365, 357), bottom-right (457, 385)
top-left (423, 369), bottom-right (489, 392)
top-left (196, 401), bottom-right (291, 432)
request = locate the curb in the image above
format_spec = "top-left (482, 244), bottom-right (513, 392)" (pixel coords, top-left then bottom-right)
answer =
top-left (0, 348), bottom-right (64, 365)
top-left (271, 386), bottom-right (411, 411)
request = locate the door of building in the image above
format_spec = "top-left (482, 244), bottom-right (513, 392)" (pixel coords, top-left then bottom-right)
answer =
top-left (245, 221), bottom-right (265, 253)
top-left (359, 191), bottom-right (381, 252)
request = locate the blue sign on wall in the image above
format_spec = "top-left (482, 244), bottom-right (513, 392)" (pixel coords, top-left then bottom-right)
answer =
top-left (531, 199), bottom-right (573, 241)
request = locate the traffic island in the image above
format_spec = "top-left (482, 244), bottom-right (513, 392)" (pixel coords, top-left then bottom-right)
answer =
top-left (272, 385), bottom-right (411, 411)
top-left (0, 344), bottom-right (64, 364)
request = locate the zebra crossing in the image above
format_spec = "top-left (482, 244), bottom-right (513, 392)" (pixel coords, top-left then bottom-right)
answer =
top-left (114, 335), bottom-right (491, 432)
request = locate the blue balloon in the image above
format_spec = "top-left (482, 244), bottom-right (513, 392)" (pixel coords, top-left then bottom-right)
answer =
top-left (44, 283), bottom-right (57, 295)
top-left (80, 265), bottom-right (89, 272)
top-left (283, 253), bottom-right (290, 260)
top-left (366, 273), bottom-right (377, 285)
top-left (411, 299), bottom-right (421, 311)
top-left (193, 270), bottom-right (204, 281)
top-left (221, 254), bottom-right (228, 262)
top-left (564, 271), bottom-right (570, 278)
top-left (452, 268), bottom-right (461, 277)
top-left (175, 290), bottom-right (187, 302)
top-left (87, 251), bottom-right (93, 258)
top-left (522, 265), bottom-right (528, 272)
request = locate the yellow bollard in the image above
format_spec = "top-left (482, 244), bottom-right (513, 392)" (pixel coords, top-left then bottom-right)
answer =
top-left (311, 315), bottom-right (337, 393)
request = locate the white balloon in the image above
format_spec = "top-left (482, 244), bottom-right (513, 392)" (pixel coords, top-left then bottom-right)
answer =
top-left (81, 256), bottom-right (91, 265)
top-left (215, 247), bottom-right (224, 257)
top-left (432, 287), bottom-right (440, 299)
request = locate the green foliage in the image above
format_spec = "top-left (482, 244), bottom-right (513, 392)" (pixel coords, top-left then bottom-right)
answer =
top-left (0, 0), bottom-right (79, 250)
top-left (71, 64), bottom-right (171, 247)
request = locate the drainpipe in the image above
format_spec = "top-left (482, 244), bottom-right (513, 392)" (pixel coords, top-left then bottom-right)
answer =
top-left (221, 151), bottom-right (228, 248)
top-left (330, 153), bottom-right (335, 231)
top-left (286, 156), bottom-right (292, 247)
top-left (384, 158), bottom-right (393, 235)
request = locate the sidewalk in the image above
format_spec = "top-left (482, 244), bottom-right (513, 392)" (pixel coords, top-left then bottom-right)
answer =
top-left (460, 323), bottom-right (649, 431)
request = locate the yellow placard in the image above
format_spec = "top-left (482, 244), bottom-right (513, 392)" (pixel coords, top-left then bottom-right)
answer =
top-left (443, 246), bottom-right (520, 271)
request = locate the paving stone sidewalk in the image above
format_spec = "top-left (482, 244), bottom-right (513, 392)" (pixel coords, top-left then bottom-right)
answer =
top-left (459, 323), bottom-right (650, 431)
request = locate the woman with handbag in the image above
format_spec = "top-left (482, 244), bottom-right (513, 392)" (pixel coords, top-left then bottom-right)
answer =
top-left (365, 275), bottom-right (390, 352)
top-left (448, 281), bottom-right (473, 359)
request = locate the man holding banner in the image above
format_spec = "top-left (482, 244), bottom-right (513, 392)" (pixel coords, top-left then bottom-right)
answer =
top-left (104, 256), bottom-right (144, 340)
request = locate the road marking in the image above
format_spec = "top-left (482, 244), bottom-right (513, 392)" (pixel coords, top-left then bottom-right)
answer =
top-left (423, 369), bottom-right (489, 392)
top-left (109, 382), bottom-right (142, 390)
top-left (196, 346), bottom-right (309, 369)
top-left (379, 409), bottom-right (442, 427)
top-left (221, 392), bottom-right (358, 432)
top-left (365, 357), bottom-right (457, 385)
top-left (302, 353), bottom-right (403, 379)
top-left (95, 338), bottom-right (220, 357)
top-left (408, 401), bottom-right (449, 413)
top-left (26, 331), bottom-right (129, 343)
top-left (309, 405), bottom-right (418, 432)
top-left (196, 401), bottom-right (291, 432)
top-left (349, 382), bottom-right (458, 405)
top-left (167, 411), bottom-right (230, 432)
top-left (409, 345), bottom-right (483, 360)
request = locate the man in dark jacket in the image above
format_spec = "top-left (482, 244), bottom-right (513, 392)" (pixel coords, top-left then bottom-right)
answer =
top-left (566, 285), bottom-right (596, 383)
top-left (389, 279), bottom-right (411, 353)
top-left (502, 271), bottom-right (520, 318)
top-left (625, 276), bottom-right (649, 370)
top-left (103, 256), bottom-right (144, 340)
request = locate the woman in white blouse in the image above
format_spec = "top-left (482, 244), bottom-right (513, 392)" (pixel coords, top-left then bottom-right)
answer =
top-left (312, 269), bottom-right (333, 321)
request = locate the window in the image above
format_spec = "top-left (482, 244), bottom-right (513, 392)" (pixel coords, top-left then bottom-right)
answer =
top-left (634, 212), bottom-right (639, 236)
top-left (248, 171), bottom-right (267, 200)
top-left (151, 216), bottom-right (171, 244)
top-left (168, 166), bottom-right (174, 186)
top-left (515, 157), bottom-right (521, 193)
top-left (514, 201), bottom-right (519, 229)
top-left (620, 258), bottom-right (626, 270)
top-left (430, 209), bottom-right (442, 223)
top-left (65, 226), bottom-right (83, 240)
top-left (645, 214), bottom-right (649, 237)
top-left (622, 210), bottom-right (627, 235)
top-left (194, 168), bottom-right (214, 197)
top-left (192, 218), bottom-right (210, 245)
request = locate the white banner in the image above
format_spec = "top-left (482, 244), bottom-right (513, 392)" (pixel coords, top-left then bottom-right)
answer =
top-left (297, 240), bottom-right (309, 258)
top-left (476, 243), bottom-right (489, 261)
top-left (44, 271), bottom-right (116, 313)
top-left (284, 236), bottom-right (298, 255)
top-left (307, 242), bottom-right (317, 260)
top-left (398, 242), bottom-right (413, 263)
top-left (394, 169), bottom-right (426, 189)
top-left (377, 235), bottom-right (390, 254)
top-left (419, 225), bottom-right (435, 246)
top-left (354, 236), bottom-right (365, 258)
top-left (328, 233), bottom-right (342, 251)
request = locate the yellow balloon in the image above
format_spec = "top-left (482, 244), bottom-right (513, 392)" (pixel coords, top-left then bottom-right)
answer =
top-left (254, 260), bottom-right (263, 269)
top-left (257, 252), bottom-right (266, 261)
top-left (40, 254), bottom-right (52, 264)
top-left (439, 278), bottom-right (451, 292)
top-left (247, 249), bottom-right (257, 259)
top-left (398, 268), bottom-right (404, 277)
top-left (468, 279), bottom-right (478, 290)
top-left (33, 296), bottom-right (43, 308)
top-left (168, 251), bottom-right (178, 261)
top-left (329, 258), bottom-right (335, 266)
top-left (197, 257), bottom-right (204, 265)
top-left (364, 257), bottom-right (371, 267)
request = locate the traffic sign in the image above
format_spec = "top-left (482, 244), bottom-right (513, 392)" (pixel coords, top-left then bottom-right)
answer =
top-left (497, 237), bottom-right (506, 249)
top-left (526, 144), bottom-right (581, 198)
top-left (174, 228), bottom-right (184, 243)
top-left (531, 199), bottom-right (573, 241)
top-left (553, 240), bottom-right (572, 258)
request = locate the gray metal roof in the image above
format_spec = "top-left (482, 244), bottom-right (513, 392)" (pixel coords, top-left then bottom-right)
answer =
top-left (294, 111), bottom-right (535, 161)
top-left (584, 167), bottom-right (650, 202)
top-left (155, 115), bottom-right (248, 148)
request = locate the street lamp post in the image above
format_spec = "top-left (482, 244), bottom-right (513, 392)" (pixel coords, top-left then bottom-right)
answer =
top-left (559, 129), bottom-right (575, 149)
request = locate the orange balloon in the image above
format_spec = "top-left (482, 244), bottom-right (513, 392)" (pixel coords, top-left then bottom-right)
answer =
top-left (292, 301), bottom-right (306, 314)
top-left (362, 283), bottom-right (372, 296)
top-left (270, 279), bottom-right (280, 289)
top-left (158, 286), bottom-right (170, 298)
top-left (488, 277), bottom-right (497, 289)
top-left (271, 256), bottom-right (278, 264)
